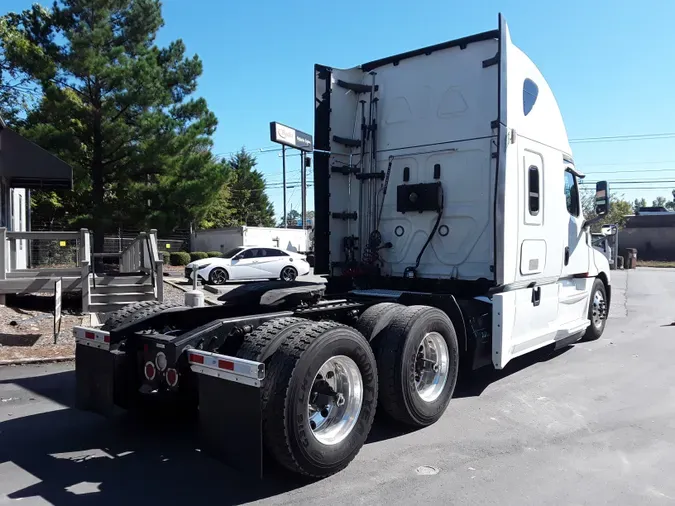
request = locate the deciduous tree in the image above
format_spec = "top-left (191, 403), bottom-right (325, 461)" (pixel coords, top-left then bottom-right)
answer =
top-left (582, 192), bottom-right (634, 231)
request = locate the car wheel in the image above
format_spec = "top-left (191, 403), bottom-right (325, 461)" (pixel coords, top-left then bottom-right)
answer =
top-left (280, 266), bottom-right (297, 282)
top-left (208, 267), bottom-right (228, 285)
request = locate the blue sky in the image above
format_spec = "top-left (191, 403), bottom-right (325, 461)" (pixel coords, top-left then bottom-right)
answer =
top-left (4, 0), bottom-right (675, 217)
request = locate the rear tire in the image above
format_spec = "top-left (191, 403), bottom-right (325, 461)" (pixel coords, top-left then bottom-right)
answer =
top-left (581, 278), bottom-right (608, 341)
top-left (101, 300), bottom-right (164, 331)
top-left (263, 321), bottom-right (377, 477)
top-left (376, 305), bottom-right (459, 427)
top-left (355, 302), bottom-right (404, 343)
top-left (236, 317), bottom-right (311, 363)
top-left (117, 301), bottom-right (183, 329)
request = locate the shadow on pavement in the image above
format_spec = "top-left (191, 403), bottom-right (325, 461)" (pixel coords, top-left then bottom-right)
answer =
top-left (0, 371), bottom-right (308, 505)
top-left (0, 333), bottom-right (41, 347)
top-left (454, 344), bottom-right (573, 399)
top-left (0, 343), bottom-right (574, 504)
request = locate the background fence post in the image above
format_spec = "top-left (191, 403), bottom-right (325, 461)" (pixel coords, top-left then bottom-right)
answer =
top-left (80, 228), bottom-right (90, 313)
top-left (0, 227), bottom-right (6, 281)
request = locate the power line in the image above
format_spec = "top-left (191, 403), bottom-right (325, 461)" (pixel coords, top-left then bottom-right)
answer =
top-left (582, 179), bottom-right (675, 185)
top-left (586, 167), bottom-right (675, 175)
top-left (215, 131), bottom-right (675, 159)
top-left (570, 132), bottom-right (675, 144)
top-left (580, 187), bottom-right (673, 191)
top-left (582, 160), bottom-right (675, 168)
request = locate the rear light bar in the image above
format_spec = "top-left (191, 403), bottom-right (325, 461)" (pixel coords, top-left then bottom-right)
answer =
top-left (187, 349), bottom-right (265, 388)
top-left (73, 326), bottom-right (111, 351)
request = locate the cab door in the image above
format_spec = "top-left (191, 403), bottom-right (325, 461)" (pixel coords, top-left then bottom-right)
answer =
top-left (229, 248), bottom-right (260, 280)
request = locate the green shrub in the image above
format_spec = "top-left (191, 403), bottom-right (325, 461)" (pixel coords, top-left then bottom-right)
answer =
top-left (206, 251), bottom-right (223, 258)
top-left (190, 251), bottom-right (208, 262)
top-left (161, 251), bottom-right (170, 264)
top-left (170, 252), bottom-right (191, 266)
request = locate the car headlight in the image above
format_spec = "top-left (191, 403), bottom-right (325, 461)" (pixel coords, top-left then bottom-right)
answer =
top-left (197, 263), bottom-right (211, 270)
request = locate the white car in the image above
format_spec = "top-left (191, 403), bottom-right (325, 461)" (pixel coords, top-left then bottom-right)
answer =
top-left (185, 246), bottom-right (311, 285)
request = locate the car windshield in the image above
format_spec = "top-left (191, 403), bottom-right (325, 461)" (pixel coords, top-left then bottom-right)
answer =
top-left (222, 247), bottom-right (245, 259)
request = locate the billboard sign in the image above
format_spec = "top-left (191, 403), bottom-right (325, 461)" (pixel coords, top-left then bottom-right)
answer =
top-left (270, 122), bottom-right (313, 152)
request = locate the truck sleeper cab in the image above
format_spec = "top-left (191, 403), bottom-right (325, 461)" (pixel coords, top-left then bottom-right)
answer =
top-left (73, 14), bottom-right (611, 480)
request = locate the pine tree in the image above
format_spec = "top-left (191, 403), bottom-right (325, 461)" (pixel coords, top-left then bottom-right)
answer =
top-left (0, 17), bottom-right (36, 124)
top-left (1, 1), bottom-right (226, 249)
top-left (222, 148), bottom-right (275, 227)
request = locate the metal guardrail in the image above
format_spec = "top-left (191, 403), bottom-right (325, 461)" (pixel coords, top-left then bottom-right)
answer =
top-left (0, 227), bottom-right (164, 309)
top-left (0, 227), bottom-right (91, 310)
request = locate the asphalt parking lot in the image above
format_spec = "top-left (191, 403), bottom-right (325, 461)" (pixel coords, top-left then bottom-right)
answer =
top-left (1, 268), bottom-right (674, 505)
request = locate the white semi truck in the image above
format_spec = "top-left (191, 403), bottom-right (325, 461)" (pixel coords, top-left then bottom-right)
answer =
top-left (73, 14), bottom-right (611, 479)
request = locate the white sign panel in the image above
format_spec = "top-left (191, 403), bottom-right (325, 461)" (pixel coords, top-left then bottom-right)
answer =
top-left (54, 278), bottom-right (62, 344)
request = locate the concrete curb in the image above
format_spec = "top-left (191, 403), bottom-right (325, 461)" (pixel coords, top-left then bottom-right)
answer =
top-left (0, 356), bottom-right (75, 366)
top-left (202, 284), bottom-right (220, 295)
top-left (163, 279), bottom-right (218, 306)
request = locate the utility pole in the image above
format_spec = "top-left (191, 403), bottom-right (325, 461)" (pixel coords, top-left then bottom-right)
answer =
top-left (282, 145), bottom-right (287, 227)
top-left (300, 152), bottom-right (306, 230)
top-left (269, 122), bottom-right (312, 228)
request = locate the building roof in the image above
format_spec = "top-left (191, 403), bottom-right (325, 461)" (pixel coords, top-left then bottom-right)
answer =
top-left (0, 122), bottom-right (73, 190)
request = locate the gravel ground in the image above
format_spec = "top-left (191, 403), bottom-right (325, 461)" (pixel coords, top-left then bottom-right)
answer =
top-left (0, 304), bottom-right (85, 362)
top-left (162, 280), bottom-right (192, 305)
top-left (0, 281), bottom-right (190, 363)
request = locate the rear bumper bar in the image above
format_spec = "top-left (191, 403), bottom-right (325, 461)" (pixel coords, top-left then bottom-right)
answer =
top-left (73, 326), bottom-right (267, 478)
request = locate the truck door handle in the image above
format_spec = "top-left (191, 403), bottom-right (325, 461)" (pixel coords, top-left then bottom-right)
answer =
top-left (531, 286), bottom-right (541, 307)
top-left (564, 247), bottom-right (570, 266)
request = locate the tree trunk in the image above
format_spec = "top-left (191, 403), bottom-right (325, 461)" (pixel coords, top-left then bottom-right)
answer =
top-left (92, 108), bottom-right (104, 263)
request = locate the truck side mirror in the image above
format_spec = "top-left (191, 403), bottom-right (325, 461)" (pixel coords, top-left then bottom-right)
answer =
top-left (595, 181), bottom-right (609, 216)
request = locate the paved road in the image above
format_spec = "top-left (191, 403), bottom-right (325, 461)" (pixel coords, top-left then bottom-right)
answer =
top-left (1, 268), bottom-right (674, 505)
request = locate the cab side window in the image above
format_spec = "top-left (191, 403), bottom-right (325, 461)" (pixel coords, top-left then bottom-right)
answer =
top-left (564, 170), bottom-right (580, 217)
top-left (528, 166), bottom-right (540, 216)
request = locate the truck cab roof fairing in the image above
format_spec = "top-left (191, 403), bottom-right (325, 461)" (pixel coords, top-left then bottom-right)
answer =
top-left (503, 35), bottom-right (573, 157)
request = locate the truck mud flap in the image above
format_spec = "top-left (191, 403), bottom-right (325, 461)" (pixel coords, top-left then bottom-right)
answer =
top-left (187, 349), bottom-right (265, 478)
top-left (73, 326), bottom-right (133, 416)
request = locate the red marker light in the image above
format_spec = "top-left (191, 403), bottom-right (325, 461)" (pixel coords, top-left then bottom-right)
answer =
top-left (189, 353), bottom-right (204, 364)
top-left (144, 361), bottom-right (156, 381)
top-left (218, 359), bottom-right (234, 371)
top-left (166, 368), bottom-right (179, 388)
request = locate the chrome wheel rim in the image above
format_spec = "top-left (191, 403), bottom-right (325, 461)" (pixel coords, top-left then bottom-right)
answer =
top-left (281, 267), bottom-right (296, 282)
top-left (211, 269), bottom-right (227, 284)
top-left (307, 355), bottom-right (363, 446)
top-left (414, 332), bottom-right (450, 403)
top-left (592, 289), bottom-right (606, 329)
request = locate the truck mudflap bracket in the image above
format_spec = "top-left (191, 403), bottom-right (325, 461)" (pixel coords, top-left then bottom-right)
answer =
top-left (187, 349), bottom-right (266, 478)
top-left (73, 326), bottom-right (135, 416)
